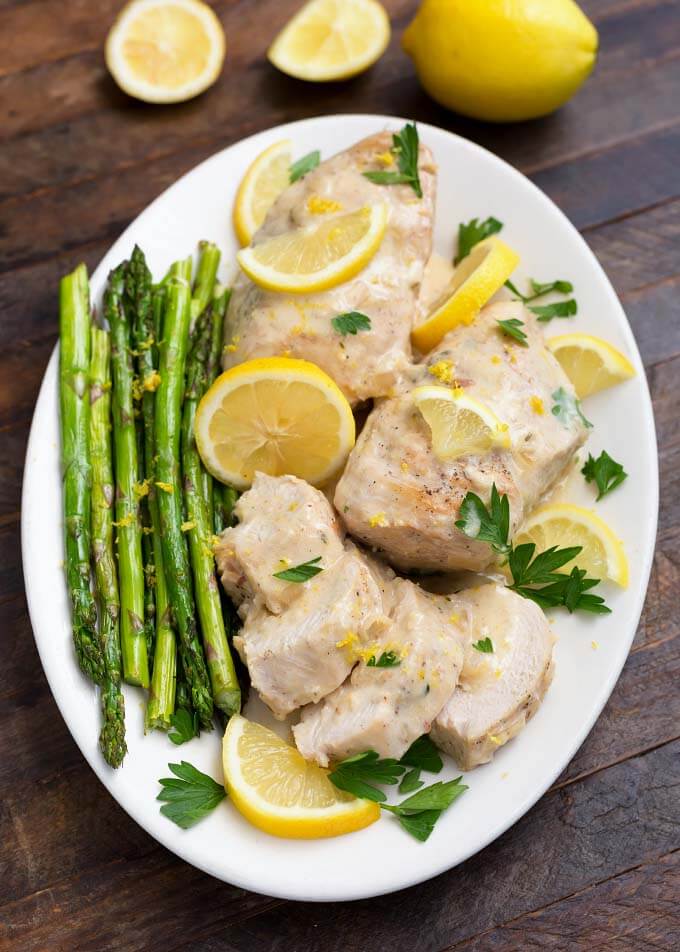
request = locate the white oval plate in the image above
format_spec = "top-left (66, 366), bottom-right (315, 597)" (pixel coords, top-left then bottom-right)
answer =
top-left (22, 115), bottom-right (658, 902)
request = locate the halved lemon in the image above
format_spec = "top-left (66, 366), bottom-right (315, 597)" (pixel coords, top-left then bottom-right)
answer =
top-left (105, 0), bottom-right (226, 104)
top-left (268, 0), bottom-right (391, 82)
top-left (546, 333), bottom-right (636, 398)
top-left (222, 716), bottom-right (380, 839)
top-left (413, 385), bottom-right (511, 460)
top-left (515, 503), bottom-right (628, 587)
top-left (233, 140), bottom-right (293, 247)
top-left (237, 203), bottom-right (387, 294)
top-left (411, 237), bottom-right (520, 353)
top-left (195, 356), bottom-right (356, 489)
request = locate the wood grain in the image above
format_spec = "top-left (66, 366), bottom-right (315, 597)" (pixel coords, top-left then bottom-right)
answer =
top-left (1, 0), bottom-right (678, 949)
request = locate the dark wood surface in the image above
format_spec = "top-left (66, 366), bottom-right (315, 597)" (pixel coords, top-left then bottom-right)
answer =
top-left (1, 1), bottom-right (678, 949)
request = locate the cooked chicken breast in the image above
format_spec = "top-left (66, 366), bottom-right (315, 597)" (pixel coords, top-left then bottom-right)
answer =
top-left (215, 472), bottom-right (344, 615)
top-left (223, 132), bottom-right (437, 404)
top-left (233, 546), bottom-right (388, 719)
top-left (431, 584), bottom-right (555, 770)
top-left (293, 577), bottom-right (466, 765)
top-left (335, 301), bottom-right (588, 572)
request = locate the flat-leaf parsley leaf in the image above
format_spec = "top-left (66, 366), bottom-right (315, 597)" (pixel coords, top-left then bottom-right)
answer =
top-left (363, 123), bottom-right (422, 198)
top-left (472, 637), bottom-right (494, 653)
top-left (273, 556), bottom-right (323, 583)
top-left (331, 311), bottom-right (372, 336)
top-left (581, 450), bottom-right (628, 500)
top-left (157, 761), bottom-right (226, 829)
top-left (167, 708), bottom-right (199, 745)
top-left (455, 216), bottom-right (503, 264)
top-left (289, 150), bottom-right (320, 183)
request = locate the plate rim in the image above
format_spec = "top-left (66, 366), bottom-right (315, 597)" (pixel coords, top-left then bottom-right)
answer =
top-left (21, 113), bottom-right (659, 902)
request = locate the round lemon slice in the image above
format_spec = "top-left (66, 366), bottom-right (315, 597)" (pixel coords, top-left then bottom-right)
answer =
top-left (195, 356), bottom-right (356, 489)
top-left (233, 140), bottom-right (293, 247)
top-left (412, 237), bottom-right (520, 353)
top-left (222, 716), bottom-right (380, 839)
top-left (268, 0), bottom-right (391, 82)
top-left (413, 385), bottom-right (511, 460)
top-left (237, 203), bottom-right (387, 294)
top-left (105, 0), bottom-right (226, 104)
top-left (515, 503), bottom-right (628, 587)
top-left (546, 333), bottom-right (636, 398)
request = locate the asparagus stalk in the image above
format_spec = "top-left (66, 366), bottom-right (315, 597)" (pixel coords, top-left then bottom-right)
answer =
top-left (155, 262), bottom-right (214, 727)
top-left (105, 262), bottom-right (149, 688)
top-left (202, 288), bottom-right (230, 523)
top-left (59, 265), bottom-right (105, 684)
top-left (190, 241), bottom-right (221, 325)
top-left (182, 311), bottom-right (241, 717)
top-left (89, 327), bottom-right (127, 766)
top-left (127, 246), bottom-right (157, 670)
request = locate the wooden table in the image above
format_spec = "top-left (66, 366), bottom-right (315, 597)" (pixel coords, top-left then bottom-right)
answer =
top-left (1, 1), bottom-right (678, 949)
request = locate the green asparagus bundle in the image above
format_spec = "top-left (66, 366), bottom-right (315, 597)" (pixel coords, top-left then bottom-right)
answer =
top-left (59, 265), bottom-right (105, 685)
top-left (182, 310), bottom-right (241, 717)
top-left (105, 262), bottom-right (149, 688)
top-left (89, 326), bottom-right (127, 767)
top-left (154, 260), bottom-right (214, 728)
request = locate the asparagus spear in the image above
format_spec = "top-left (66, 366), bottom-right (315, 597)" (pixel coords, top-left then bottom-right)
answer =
top-left (59, 264), bottom-right (105, 684)
top-left (182, 311), bottom-right (241, 717)
top-left (202, 288), bottom-right (230, 525)
top-left (213, 484), bottom-right (239, 535)
top-left (190, 241), bottom-right (221, 325)
top-left (127, 246), bottom-right (157, 670)
top-left (155, 262), bottom-right (214, 728)
top-left (105, 262), bottom-right (149, 688)
top-left (89, 326), bottom-right (127, 766)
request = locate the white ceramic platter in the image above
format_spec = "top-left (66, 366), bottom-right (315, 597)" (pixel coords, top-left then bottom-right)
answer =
top-left (21, 115), bottom-right (658, 902)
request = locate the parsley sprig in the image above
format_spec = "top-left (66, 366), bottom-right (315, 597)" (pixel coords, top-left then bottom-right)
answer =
top-left (497, 317), bottom-right (528, 346)
top-left (157, 761), bottom-right (226, 829)
top-left (455, 216), bottom-right (503, 264)
top-left (273, 556), bottom-right (323, 582)
top-left (167, 708), bottom-right (199, 746)
top-left (582, 450), bottom-right (628, 500)
top-left (505, 277), bottom-right (577, 322)
top-left (552, 387), bottom-right (593, 429)
top-left (289, 150), bottom-right (320, 183)
top-left (332, 311), bottom-right (372, 336)
top-left (363, 123), bottom-right (422, 198)
top-left (455, 484), bottom-right (610, 614)
top-left (328, 736), bottom-right (464, 840)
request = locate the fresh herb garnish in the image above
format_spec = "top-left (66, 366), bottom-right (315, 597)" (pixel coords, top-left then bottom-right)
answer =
top-left (497, 317), bottom-right (528, 346)
top-left (399, 768), bottom-right (424, 794)
top-left (289, 150), bottom-right (320, 183)
top-left (455, 483), bottom-right (511, 556)
top-left (472, 637), bottom-right (494, 653)
top-left (529, 299), bottom-right (578, 321)
top-left (456, 483), bottom-right (610, 614)
top-left (382, 778), bottom-right (468, 841)
top-left (455, 216), bottom-right (503, 264)
top-left (167, 708), bottom-right (199, 746)
top-left (332, 311), bottom-right (372, 336)
top-left (157, 761), bottom-right (226, 829)
top-left (273, 556), bottom-right (323, 582)
top-left (551, 387), bottom-right (593, 429)
top-left (366, 650), bottom-right (401, 668)
top-left (582, 450), bottom-right (628, 500)
top-left (328, 750), bottom-right (404, 803)
top-left (399, 734), bottom-right (443, 773)
top-left (363, 122), bottom-right (422, 198)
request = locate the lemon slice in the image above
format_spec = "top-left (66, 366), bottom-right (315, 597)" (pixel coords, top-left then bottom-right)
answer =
top-left (233, 140), bottom-right (293, 247)
top-left (413, 385), bottom-right (511, 460)
top-left (237, 203), bottom-right (387, 294)
top-left (515, 503), bottom-right (628, 587)
top-left (222, 716), bottom-right (380, 839)
top-left (105, 0), bottom-right (226, 104)
top-left (412, 237), bottom-right (520, 353)
top-left (268, 0), bottom-right (390, 82)
top-left (546, 334), bottom-right (636, 398)
top-left (195, 356), bottom-right (356, 489)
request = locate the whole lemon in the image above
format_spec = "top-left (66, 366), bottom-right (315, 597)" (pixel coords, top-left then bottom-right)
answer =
top-left (402, 0), bottom-right (598, 122)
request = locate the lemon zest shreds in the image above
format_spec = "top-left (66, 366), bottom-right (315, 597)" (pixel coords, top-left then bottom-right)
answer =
top-left (530, 395), bottom-right (545, 415)
top-left (155, 481), bottom-right (174, 494)
top-left (143, 370), bottom-right (161, 392)
top-left (307, 195), bottom-right (343, 214)
top-left (180, 520), bottom-right (196, 532)
top-left (428, 359), bottom-right (457, 385)
top-left (369, 512), bottom-right (388, 528)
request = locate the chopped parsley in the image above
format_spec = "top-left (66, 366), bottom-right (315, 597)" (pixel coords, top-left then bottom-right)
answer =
top-left (581, 450), bottom-right (628, 500)
top-left (497, 317), bottom-right (528, 346)
top-left (332, 311), bottom-right (372, 336)
top-left (273, 556), bottom-right (323, 582)
top-left (363, 122), bottom-right (422, 198)
top-left (472, 637), bottom-right (494, 653)
top-left (455, 216), bottom-right (503, 264)
top-left (551, 387), bottom-right (593, 429)
top-left (366, 650), bottom-right (401, 668)
top-left (289, 150), bottom-right (320, 183)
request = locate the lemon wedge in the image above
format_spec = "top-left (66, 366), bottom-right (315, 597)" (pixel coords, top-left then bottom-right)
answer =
top-left (105, 0), bottom-right (226, 104)
top-left (515, 503), bottom-right (628, 587)
top-left (233, 140), bottom-right (293, 247)
top-left (413, 385), bottom-right (511, 460)
top-left (222, 716), bottom-right (380, 839)
top-left (268, 0), bottom-right (390, 82)
top-left (195, 356), bottom-right (356, 489)
top-left (546, 334), bottom-right (636, 398)
top-left (412, 237), bottom-right (520, 353)
top-left (237, 203), bottom-right (387, 294)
